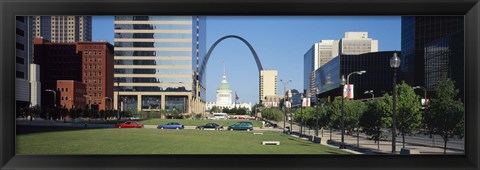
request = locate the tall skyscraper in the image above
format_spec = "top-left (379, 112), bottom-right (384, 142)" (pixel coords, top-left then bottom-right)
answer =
top-left (15, 16), bottom-right (32, 109)
top-left (303, 40), bottom-right (339, 98)
top-left (401, 16), bottom-right (464, 100)
top-left (339, 32), bottom-right (378, 55)
top-left (304, 32), bottom-right (378, 100)
top-left (32, 16), bottom-right (92, 42)
top-left (113, 16), bottom-right (206, 114)
top-left (259, 70), bottom-right (278, 102)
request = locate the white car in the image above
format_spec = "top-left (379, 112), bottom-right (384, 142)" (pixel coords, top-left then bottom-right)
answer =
top-left (207, 116), bottom-right (219, 120)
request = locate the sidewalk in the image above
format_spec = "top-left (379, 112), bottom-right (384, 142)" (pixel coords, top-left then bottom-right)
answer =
top-left (276, 120), bottom-right (464, 154)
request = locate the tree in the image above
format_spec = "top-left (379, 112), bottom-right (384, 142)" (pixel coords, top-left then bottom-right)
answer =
top-left (261, 107), bottom-right (284, 122)
top-left (99, 110), bottom-right (106, 120)
top-left (148, 110), bottom-right (155, 118)
top-left (359, 94), bottom-right (393, 150)
top-left (172, 109), bottom-right (181, 119)
top-left (210, 106), bottom-right (221, 113)
top-left (427, 78), bottom-right (464, 154)
top-left (396, 81), bottom-right (423, 148)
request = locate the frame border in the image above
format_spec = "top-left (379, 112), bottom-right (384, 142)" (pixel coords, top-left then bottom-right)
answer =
top-left (1, 0), bottom-right (479, 169)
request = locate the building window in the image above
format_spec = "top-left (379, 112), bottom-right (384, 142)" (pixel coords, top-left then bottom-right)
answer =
top-left (61, 96), bottom-right (64, 100)
top-left (16, 43), bottom-right (24, 50)
top-left (16, 28), bottom-right (25, 37)
top-left (16, 16), bottom-right (25, 23)
top-left (66, 88), bottom-right (68, 92)
top-left (16, 71), bottom-right (24, 78)
top-left (16, 57), bottom-right (24, 64)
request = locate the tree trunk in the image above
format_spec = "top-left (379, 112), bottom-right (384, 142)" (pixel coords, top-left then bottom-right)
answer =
top-left (402, 133), bottom-right (405, 148)
top-left (357, 129), bottom-right (360, 148)
top-left (330, 128), bottom-right (332, 141)
top-left (444, 133), bottom-right (448, 154)
top-left (377, 131), bottom-right (380, 150)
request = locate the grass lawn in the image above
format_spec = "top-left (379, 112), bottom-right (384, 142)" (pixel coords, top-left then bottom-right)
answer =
top-left (16, 126), bottom-right (349, 154)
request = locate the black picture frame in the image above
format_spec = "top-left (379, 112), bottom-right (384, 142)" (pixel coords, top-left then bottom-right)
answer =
top-left (1, 0), bottom-right (479, 169)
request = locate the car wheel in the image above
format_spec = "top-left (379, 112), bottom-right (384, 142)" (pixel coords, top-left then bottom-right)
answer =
top-left (161, 127), bottom-right (164, 129)
top-left (247, 128), bottom-right (251, 131)
top-left (176, 127), bottom-right (179, 130)
top-left (230, 129), bottom-right (233, 131)
top-left (118, 126), bottom-right (122, 129)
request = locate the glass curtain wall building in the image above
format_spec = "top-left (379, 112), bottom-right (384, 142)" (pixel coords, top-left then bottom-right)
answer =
top-left (113, 16), bottom-right (206, 114)
top-left (400, 16), bottom-right (464, 99)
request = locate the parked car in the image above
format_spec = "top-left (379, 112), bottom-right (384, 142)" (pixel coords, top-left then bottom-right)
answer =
top-left (115, 121), bottom-right (143, 128)
top-left (157, 122), bottom-right (184, 130)
top-left (196, 123), bottom-right (224, 130)
top-left (227, 121), bottom-right (253, 131)
top-left (207, 116), bottom-right (219, 120)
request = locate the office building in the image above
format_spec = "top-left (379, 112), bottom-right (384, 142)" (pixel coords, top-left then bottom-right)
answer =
top-left (315, 51), bottom-right (398, 100)
top-left (339, 32), bottom-right (378, 55)
top-left (259, 70), bottom-right (278, 103)
top-left (33, 38), bottom-right (114, 110)
top-left (400, 16), bottom-right (464, 101)
top-left (15, 16), bottom-right (33, 109)
top-left (56, 80), bottom-right (87, 109)
top-left (303, 40), bottom-right (339, 99)
top-left (304, 32), bottom-right (377, 101)
top-left (32, 16), bottom-right (92, 42)
top-left (113, 16), bottom-right (206, 114)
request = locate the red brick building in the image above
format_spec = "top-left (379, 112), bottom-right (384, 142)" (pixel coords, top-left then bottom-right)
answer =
top-left (56, 80), bottom-right (87, 109)
top-left (33, 38), bottom-right (114, 110)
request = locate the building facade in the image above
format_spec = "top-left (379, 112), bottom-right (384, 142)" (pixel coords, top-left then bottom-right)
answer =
top-left (316, 51), bottom-right (398, 100)
top-left (15, 16), bottom-right (33, 109)
top-left (339, 32), bottom-right (378, 55)
top-left (259, 70), bottom-right (278, 103)
top-left (424, 32), bottom-right (464, 101)
top-left (33, 38), bottom-right (114, 110)
top-left (56, 80), bottom-right (87, 109)
top-left (304, 32), bottom-right (378, 102)
top-left (113, 16), bottom-right (206, 114)
top-left (205, 72), bottom-right (252, 111)
top-left (400, 16), bottom-right (464, 101)
top-left (32, 16), bottom-right (92, 42)
top-left (303, 40), bottom-right (340, 99)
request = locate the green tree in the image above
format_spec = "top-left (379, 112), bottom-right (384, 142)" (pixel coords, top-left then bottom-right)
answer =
top-left (149, 110), bottom-right (155, 118)
top-left (172, 109), bottom-right (180, 119)
top-left (396, 81), bottom-right (423, 148)
top-left (359, 94), bottom-right (393, 150)
top-left (30, 105), bottom-right (41, 121)
top-left (210, 106), bottom-right (221, 113)
top-left (427, 78), bottom-right (464, 154)
top-left (99, 110), bottom-right (106, 120)
top-left (262, 107), bottom-right (284, 122)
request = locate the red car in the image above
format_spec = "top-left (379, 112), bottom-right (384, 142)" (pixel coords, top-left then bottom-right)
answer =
top-left (115, 121), bottom-right (144, 128)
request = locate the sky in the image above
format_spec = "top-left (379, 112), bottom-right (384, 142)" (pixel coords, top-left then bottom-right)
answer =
top-left (93, 16), bottom-right (401, 104)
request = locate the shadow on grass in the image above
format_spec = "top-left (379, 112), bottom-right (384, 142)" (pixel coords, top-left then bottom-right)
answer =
top-left (16, 125), bottom-right (109, 135)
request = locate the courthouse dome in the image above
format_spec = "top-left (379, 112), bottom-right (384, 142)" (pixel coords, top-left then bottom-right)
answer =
top-left (217, 72), bottom-right (232, 91)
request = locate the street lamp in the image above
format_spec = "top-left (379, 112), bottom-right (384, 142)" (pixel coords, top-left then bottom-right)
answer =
top-left (288, 90), bottom-right (293, 134)
top-left (340, 75), bottom-right (346, 149)
top-left (83, 95), bottom-right (92, 110)
top-left (280, 79), bottom-right (292, 132)
top-left (45, 89), bottom-right (57, 108)
top-left (116, 80), bottom-right (121, 120)
top-left (347, 70), bottom-right (366, 86)
top-left (364, 90), bottom-right (374, 99)
top-left (299, 93), bottom-right (304, 137)
top-left (413, 86), bottom-right (431, 145)
top-left (390, 52), bottom-right (401, 154)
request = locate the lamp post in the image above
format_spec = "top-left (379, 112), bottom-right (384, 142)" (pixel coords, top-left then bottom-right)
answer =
top-left (413, 86), bottom-right (431, 145)
top-left (280, 79), bottom-right (292, 132)
top-left (390, 52), bottom-right (401, 154)
top-left (83, 95), bottom-right (91, 110)
top-left (299, 93), bottom-right (306, 136)
top-left (288, 90), bottom-right (293, 134)
top-left (346, 70), bottom-right (367, 99)
top-left (45, 89), bottom-right (57, 108)
top-left (116, 81), bottom-right (121, 120)
top-left (364, 90), bottom-right (374, 99)
top-left (340, 75), bottom-right (346, 149)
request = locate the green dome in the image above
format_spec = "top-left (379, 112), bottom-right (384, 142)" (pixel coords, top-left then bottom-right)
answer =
top-left (217, 83), bottom-right (231, 91)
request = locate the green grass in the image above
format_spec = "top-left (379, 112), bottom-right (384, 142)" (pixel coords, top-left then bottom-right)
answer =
top-left (137, 119), bottom-right (262, 127)
top-left (16, 127), bottom-right (350, 154)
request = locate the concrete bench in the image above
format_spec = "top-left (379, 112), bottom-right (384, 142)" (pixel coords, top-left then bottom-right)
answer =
top-left (400, 148), bottom-right (420, 154)
top-left (262, 141), bottom-right (280, 145)
top-left (253, 133), bottom-right (263, 135)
